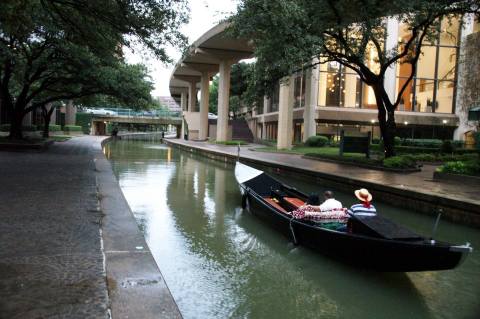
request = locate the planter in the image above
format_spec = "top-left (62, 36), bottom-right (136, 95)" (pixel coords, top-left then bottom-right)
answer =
top-left (433, 171), bottom-right (480, 185)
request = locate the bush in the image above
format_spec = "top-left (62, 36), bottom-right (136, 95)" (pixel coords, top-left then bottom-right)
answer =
top-left (216, 140), bottom-right (249, 145)
top-left (401, 139), bottom-right (443, 148)
top-left (438, 160), bottom-right (480, 176)
top-left (410, 153), bottom-right (437, 162)
top-left (305, 135), bottom-right (329, 147)
top-left (0, 124), bottom-right (39, 132)
top-left (75, 113), bottom-right (93, 134)
top-left (394, 136), bottom-right (402, 145)
top-left (383, 155), bottom-right (417, 169)
top-left (440, 140), bottom-right (455, 153)
top-left (63, 125), bottom-right (83, 132)
top-left (48, 124), bottom-right (62, 132)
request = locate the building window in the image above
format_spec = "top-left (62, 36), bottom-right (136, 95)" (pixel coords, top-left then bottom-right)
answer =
top-left (396, 17), bottom-right (460, 114)
top-left (318, 61), bottom-right (361, 108)
top-left (270, 83), bottom-right (280, 112)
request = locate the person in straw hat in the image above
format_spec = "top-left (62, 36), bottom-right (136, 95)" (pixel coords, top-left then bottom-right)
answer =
top-left (348, 188), bottom-right (377, 216)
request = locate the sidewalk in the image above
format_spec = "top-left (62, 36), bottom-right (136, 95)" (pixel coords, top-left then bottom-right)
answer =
top-left (166, 139), bottom-right (480, 224)
top-left (0, 136), bottom-right (181, 318)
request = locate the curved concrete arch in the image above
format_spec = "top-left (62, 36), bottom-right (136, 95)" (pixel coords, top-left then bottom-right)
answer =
top-left (169, 22), bottom-right (254, 141)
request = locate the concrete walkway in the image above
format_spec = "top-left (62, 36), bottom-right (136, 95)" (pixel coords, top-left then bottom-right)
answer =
top-left (166, 139), bottom-right (480, 224)
top-left (0, 136), bottom-right (181, 318)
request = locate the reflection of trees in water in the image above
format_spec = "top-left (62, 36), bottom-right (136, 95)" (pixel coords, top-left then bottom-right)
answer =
top-left (166, 154), bottom-right (430, 318)
top-left (166, 154), bottom-right (238, 264)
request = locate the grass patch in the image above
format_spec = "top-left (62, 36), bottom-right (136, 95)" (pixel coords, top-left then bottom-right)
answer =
top-left (214, 140), bottom-right (249, 145)
top-left (49, 135), bottom-right (72, 142)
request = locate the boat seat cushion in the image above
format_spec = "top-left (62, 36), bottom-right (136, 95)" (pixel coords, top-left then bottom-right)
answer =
top-left (263, 197), bottom-right (288, 214)
top-left (283, 197), bottom-right (305, 208)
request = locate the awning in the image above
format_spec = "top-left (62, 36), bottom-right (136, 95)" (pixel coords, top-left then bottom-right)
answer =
top-left (468, 106), bottom-right (480, 121)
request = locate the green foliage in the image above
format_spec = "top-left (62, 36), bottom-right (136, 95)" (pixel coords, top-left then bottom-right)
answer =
top-left (305, 135), bottom-right (329, 147)
top-left (215, 140), bottom-right (249, 145)
top-left (75, 113), bottom-right (93, 134)
top-left (474, 132), bottom-right (480, 150)
top-left (440, 140), bottom-right (455, 153)
top-left (401, 139), bottom-right (443, 148)
top-left (209, 75), bottom-right (219, 114)
top-left (48, 125), bottom-right (62, 132)
top-left (0, 0), bottom-right (189, 138)
top-left (63, 125), bottom-right (83, 132)
top-left (382, 155), bottom-right (417, 169)
top-left (394, 136), bottom-right (402, 146)
top-left (231, 0), bottom-right (478, 157)
top-left (1, 124), bottom-right (39, 132)
top-left (438, 160), bottom-right (480, 176)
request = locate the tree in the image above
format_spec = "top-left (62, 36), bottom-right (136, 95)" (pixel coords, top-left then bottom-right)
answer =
top-left (0, 0), bottom-right (188, 138)
top-left (231, 0), bottom-right (480, 157)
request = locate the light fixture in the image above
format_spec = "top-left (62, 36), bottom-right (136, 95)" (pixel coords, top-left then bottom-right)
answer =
top-left (442, 119), bottom-right (448, 124)
top-left (404, 121), bottom-right (408, 125)
top-left (371, 119), bottom-right (375, 123)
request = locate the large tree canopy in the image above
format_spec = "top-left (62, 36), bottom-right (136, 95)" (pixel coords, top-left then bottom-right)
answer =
top-left (0, 0), bottom-right (188, 138)
top-left (231, 0), bottom-right (480, 156)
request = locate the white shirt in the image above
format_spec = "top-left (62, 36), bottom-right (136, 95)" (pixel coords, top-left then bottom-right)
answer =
top-left (319, 198), bottom-right (343, 211)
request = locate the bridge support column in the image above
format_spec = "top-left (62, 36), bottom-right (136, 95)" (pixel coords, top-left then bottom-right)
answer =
top-left (199, 72), bottom-right (210, 140)
top-left (188, 82), bottom-right (197, 112)
top-left (216, 60), bottom-right (232, 142)
top-left (277, 76), bottom-right (294, 149)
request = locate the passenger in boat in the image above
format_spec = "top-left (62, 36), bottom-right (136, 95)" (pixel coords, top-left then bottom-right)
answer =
top-left (349, 188), bottom-right (377, 216)
top-left (319, 191), bottom-right (343, 211)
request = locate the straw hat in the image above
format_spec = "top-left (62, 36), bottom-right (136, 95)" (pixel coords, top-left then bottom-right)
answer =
top-left (355, 188), bottom-right (372, 202)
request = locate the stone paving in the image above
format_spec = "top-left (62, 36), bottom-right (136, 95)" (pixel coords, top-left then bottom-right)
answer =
top-left (0, 137), bottom-right (108, 318)
top-left (0, 136), bottom-right (182, 319)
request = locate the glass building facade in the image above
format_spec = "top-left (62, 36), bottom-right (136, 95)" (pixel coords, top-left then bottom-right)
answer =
top-left (315, 17), bottom-right (461, 114)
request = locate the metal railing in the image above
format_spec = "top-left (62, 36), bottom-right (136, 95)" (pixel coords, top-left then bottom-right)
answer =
top-left (80, 107), bottom-right (181, 119)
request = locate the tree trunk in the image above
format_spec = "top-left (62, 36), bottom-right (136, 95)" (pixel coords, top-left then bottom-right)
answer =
top-left (8, 107), bottom-right (25, 140)
top-left (372, 83), bottom-right (396, 158)
top-left (41, 105), bottom-right (54, 138)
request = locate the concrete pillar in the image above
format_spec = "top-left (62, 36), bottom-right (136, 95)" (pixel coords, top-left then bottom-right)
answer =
top-left (303, 62), bottom-right (319, 142)
top-left (199, 72), bottom-right (210, 140)
top-left (65, 100), bottom-right (76, 125)
top-left (384, 17), bottom-right (399, 104)
top-left (188, 82), bottom-right (197, 112)
top-left (263, 96), bottom-right (270, 113)
top-left (180, 91), bottom-right (188, 111)
top-left (216, 60), bottom-right (232, 141)
top-left (277, 76), bottom-right (294, 149)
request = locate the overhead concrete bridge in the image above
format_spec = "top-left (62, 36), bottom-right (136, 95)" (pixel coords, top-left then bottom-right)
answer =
top-left (169, 22), bottom-right (254, 141)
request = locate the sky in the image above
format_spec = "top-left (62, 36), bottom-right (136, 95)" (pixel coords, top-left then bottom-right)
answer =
top-left (125, 0), bottom-right (239, 97)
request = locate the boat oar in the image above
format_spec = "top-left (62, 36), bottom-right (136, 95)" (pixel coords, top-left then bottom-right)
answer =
top-left (289, 216), bottom-right (298, 245)
top-left (430, 210), bottom-right (442, 244)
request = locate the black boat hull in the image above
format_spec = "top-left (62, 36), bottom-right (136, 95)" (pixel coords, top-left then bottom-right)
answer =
top-left (239, 180), bottom-right (469, 272)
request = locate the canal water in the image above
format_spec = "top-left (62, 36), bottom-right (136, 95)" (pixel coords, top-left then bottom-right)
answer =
top-left (105, 140), bottom-right (480, 319)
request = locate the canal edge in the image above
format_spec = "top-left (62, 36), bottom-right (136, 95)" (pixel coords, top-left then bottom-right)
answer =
top-left (95, 137), bottom-right (183, 319)
top-left (164, 139), bottom-right (480, 228)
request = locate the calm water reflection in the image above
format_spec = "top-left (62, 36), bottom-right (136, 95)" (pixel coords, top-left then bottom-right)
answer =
top-left (105, 140), bottom-right (480, 319)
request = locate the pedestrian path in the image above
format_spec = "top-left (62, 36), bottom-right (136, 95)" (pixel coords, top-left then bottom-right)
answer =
top-left (0, 137), bottom-right (108, 318)
top-left (0, 136), bottom-right (181, 319)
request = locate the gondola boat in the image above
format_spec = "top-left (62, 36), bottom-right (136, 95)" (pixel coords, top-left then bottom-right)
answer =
top-left (235, 161), bottom-right (473, 272)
